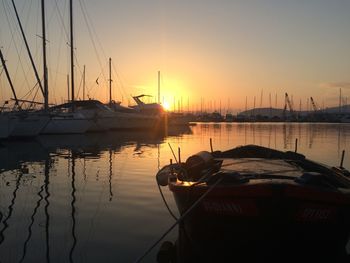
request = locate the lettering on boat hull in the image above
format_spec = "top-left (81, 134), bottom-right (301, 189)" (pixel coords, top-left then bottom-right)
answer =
top-left (201, 200), bottom-right (258, 216)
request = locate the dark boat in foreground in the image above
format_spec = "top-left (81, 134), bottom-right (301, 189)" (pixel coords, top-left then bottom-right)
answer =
top-left (156, 145), bottom-right (350, 262)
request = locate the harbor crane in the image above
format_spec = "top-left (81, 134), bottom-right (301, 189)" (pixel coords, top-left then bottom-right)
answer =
top-left (310, 96), bottom-right (328, 121)
top-left (283, 93), bottom-right (296, 120)
top-left (310, 97), bottom-right (319, 112)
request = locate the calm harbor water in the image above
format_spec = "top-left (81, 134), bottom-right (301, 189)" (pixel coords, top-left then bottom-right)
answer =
top-left (0, 123), bottom-right (349, 262)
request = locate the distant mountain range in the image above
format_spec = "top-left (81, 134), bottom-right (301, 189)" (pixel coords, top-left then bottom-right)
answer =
top-left (238, 105), bottom-right (350, 118)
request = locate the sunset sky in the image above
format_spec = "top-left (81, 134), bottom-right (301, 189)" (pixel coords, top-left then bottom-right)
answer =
top-left (0, 0), bottom-right (349, 113)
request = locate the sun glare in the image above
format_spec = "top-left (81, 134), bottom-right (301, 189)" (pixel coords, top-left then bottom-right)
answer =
top-left (163, 101), bottom-right (171, 111)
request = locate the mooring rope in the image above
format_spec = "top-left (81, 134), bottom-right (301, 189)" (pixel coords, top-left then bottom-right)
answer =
top-left (134, 176), bottom-right (223, 263)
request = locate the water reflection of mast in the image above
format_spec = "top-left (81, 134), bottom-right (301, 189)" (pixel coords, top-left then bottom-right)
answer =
top-left (0, 171), bottom-right (23, 246)
top-left (268, 125), bottom-right (271, 148)
top-left (337, 124), bottom-right (341, 156)
top-left (108, 149), bottom-right (113, 201)
top-left (308, 124), bottom-right (314, 148)
top-left (283, 124), bottom-right (287, 149)
top-left (274, 124), bottom-right (277, 149)
top-left (69, 151), bottom-right (77, 263)
top-left (19, 174), bottom-right (45, 263)
top-left (157, 143), bottom-right (160, 171)
top-left (44, 158), bottom-right (51, 263)
top-left (252, 124), bottom-right (256, 145)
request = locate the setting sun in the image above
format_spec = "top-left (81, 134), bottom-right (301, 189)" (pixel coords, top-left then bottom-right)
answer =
top-left (162, 101), bottom-right (171, 111)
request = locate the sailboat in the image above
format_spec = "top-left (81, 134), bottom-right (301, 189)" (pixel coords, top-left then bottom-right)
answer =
top-left (10, 110), bottom-right (50, 137)
top-left (0, 48), bottom-right (49, 138)
top-left (40, 0), bottom-right (123, 133)
top-left (38, 0), bottom-right (91, 134)
top-left (0, 109), bottom-right (16, 139)
top-left (0, 92), bottom-right (14, 136)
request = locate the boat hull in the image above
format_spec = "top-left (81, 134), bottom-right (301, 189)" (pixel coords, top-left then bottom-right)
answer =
top-left (9, 113), bottom-right (50, 137)
top-left (0, 115), bottom-right (16, 139)
top-left (110, 112), bottom-right (159, 130)
top-left (164, 145), bottom-right (350, 260)
top-left (171, 184), bottom-right (350, 260)
top-left (41, 113), bottom-right (92, 134)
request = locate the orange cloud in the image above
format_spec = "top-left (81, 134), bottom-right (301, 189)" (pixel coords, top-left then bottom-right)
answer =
top-left (321, 82), bottom-right (350, 89)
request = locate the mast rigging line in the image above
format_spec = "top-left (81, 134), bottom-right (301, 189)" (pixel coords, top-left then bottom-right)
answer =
top-left (9, 0), bottom-right (45, 97)
top-left (78, 0), bottom-right (108, 84)
top-left (111, 61), bottom-right (129, 104)
top-left (2, 0), bottom-right (43, 102)
top-left (135, 177), bottom-right (224, 263)
top-left (87, 63), bottom-right (108, 100)
top-left (51, 0), bottom-right (69, 104)
top-left (78, 0), bottom-right (125, 102)
top-left (53, 0), bottom-right (69, 40)
top-left (2, 0), bottom-right (32, 95)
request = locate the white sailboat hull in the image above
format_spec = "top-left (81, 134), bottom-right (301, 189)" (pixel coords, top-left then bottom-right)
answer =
top-left (0, 115), bottom-right (16, 139)
top-left (10, 112), bottom-right (50, 137)
top-left (41, 113), bottom-right (92, 134)
top-left (87, 116), bottom-right (115, 132)
top-left (110, 112), bottom-right (159, 130)
top-left (76, 108), bottom-right (116, 132)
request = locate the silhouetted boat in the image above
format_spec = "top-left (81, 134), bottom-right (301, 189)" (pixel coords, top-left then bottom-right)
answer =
top-left (157, 145), bottom-right (350, 260)
top-left (0, 114), bottom-right (16, 139)
top-left (9, 111), bottom-right (50, 138)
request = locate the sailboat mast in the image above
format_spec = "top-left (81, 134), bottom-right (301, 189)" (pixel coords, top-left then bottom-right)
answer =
top-left (70, 0), bottom-right (75, 103)
top-left (42, 0), bottom-right (49, 111)
top-left (109, 58), bottom-right (112, 105)
top-left (158, 71), bottom-right (160, 104)
top-left (83, 65), bottom-right (85, 100)
top-left (0, 49), bottom-right (19, 106)
top-left (67, 74), bottom-right (70, 101)
top-left (11, 0), bottom-right (44, 97)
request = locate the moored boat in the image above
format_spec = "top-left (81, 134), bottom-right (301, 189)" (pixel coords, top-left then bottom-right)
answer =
top-left (41, 111), bottom-right (92, 134)
top-left (109, 100), bottom-right (159, 130)
top-left (0, 114), bottom-right (16, 139)
top-left (50, 100), bottom-right (118, 132)
top-left (156, 144), bottom-right (350, 260)
top-left (9, 111), bottom-right (50, 138)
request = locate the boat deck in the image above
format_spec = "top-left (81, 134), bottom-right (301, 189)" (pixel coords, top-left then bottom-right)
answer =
top-left (219, 158), bottom-right (304, 177)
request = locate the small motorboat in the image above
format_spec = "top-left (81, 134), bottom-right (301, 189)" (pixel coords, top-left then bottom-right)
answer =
top-left (156, 144), bottom-right (350, 261)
